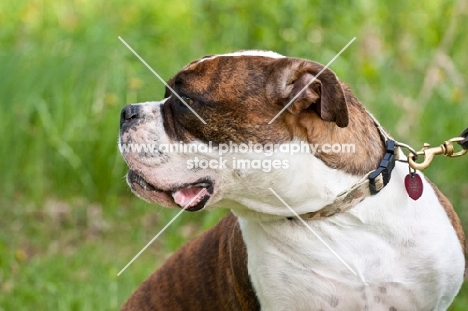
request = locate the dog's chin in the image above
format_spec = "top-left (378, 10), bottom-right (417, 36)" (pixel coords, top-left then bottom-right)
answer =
top-left (126, 169), bottom-right (214, 212)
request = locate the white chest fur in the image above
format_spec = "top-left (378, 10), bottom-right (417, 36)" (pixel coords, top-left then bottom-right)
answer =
top-left (237, 164), bottom-right (464, 311)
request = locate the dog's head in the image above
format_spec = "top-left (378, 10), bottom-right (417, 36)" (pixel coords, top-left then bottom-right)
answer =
top-left (119, 51), bottom-right (380, 217)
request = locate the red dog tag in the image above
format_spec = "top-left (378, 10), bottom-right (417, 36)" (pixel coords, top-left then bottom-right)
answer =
top-left (404, 173), bottom-right (423, 200)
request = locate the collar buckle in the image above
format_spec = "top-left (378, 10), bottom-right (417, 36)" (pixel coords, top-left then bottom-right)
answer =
top-left (368, 140), bottom-right (396, 194)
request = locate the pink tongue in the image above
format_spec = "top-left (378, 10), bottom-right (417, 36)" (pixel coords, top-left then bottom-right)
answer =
top-left (172, 187), bottom-right (207, 208)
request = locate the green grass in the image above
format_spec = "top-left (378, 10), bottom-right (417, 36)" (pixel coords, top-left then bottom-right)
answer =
top-left (1, 0), bottom-right (468, 309)
top-left (0, 195), bottom-right (227, 310)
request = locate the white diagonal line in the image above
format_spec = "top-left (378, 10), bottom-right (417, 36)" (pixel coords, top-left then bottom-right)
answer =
top-left (268, 187), bottom-right (361, 279)
top-left (268, 37), bottom-right (356, 124)
top-left (117, 188), bottom-right (208, 276)
top-left (118, 36), bottom-right (207, 125)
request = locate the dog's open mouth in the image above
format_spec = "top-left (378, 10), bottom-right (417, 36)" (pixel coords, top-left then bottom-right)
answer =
top-left (127, 170), bottom-right (213, 211)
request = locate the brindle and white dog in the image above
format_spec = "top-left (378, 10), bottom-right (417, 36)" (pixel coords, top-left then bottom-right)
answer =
top-left (119, 51), bottom-right (465, 311)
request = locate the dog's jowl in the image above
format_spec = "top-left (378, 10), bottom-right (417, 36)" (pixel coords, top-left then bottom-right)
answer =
top-left (118, 51), bottom-right (465, 310)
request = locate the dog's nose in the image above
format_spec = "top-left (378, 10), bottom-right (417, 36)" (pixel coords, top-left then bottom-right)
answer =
top-left (120, 104), bottom-right (141, 129)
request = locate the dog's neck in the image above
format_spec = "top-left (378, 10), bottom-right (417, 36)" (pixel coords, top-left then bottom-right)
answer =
top-left (226, 153), bottom-right (368, 222)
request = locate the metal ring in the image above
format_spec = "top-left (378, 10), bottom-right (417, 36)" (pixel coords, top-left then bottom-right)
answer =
top-left (395, 141), bottom-right (419, 161)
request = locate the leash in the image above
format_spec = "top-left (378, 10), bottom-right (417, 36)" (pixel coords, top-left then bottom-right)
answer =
top-left (302, 125), bottom-right (468, 220)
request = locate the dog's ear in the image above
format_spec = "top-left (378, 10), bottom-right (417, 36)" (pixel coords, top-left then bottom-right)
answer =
top-left (277, 59), bottom-right (349, 127)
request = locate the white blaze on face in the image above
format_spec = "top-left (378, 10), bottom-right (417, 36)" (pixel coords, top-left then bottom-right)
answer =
top-left (193, 50), bottom-right (285, 65)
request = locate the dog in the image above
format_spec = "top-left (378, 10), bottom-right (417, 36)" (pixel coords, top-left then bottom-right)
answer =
top-left (118, 51), bottom-right (465, 310)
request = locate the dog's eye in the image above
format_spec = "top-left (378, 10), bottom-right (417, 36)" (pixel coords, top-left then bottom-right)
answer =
top-left (180, 96), bottom-right (194, 106)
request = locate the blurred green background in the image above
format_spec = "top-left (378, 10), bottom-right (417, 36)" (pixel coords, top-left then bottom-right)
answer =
top-left (1, 0), bottom-right (468, 309)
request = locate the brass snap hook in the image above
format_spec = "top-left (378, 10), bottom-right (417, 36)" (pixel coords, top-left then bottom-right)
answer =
top-left (408, 137), bottom-right (468, 170)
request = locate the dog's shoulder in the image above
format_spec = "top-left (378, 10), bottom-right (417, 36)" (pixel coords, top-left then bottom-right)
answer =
top-left (121, 213), bottom-right (260, 311)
